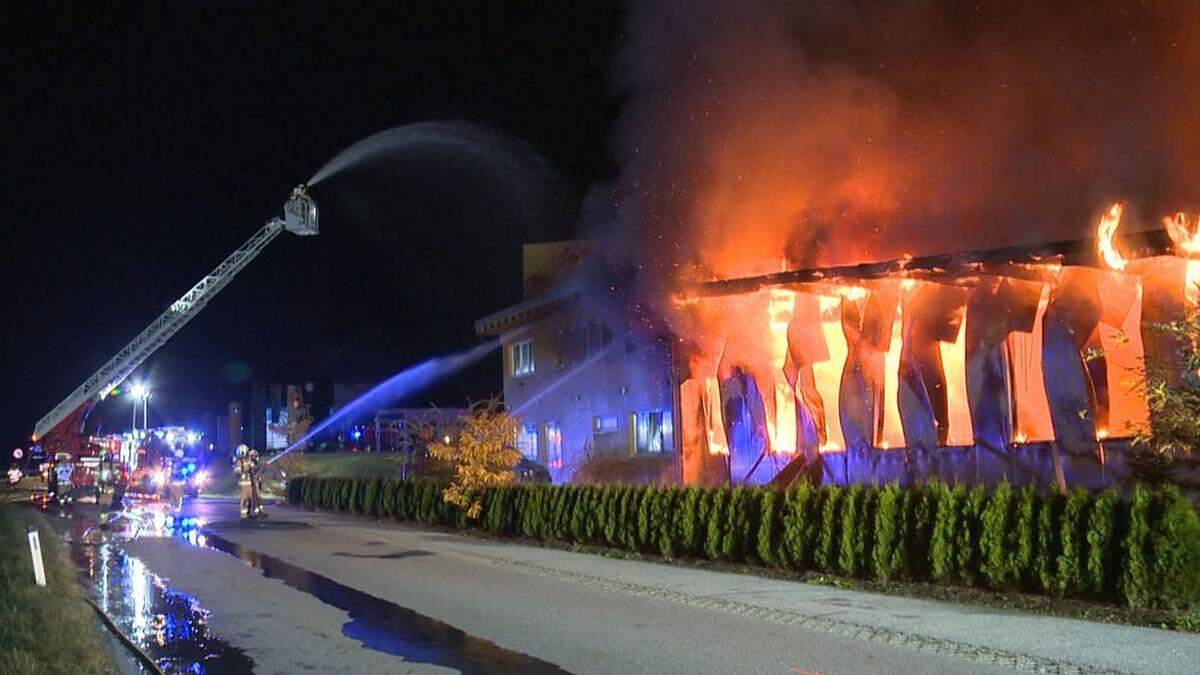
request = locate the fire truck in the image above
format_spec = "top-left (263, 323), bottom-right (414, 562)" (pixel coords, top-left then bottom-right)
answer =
top-left (30, 186), bottom-right (318, 482)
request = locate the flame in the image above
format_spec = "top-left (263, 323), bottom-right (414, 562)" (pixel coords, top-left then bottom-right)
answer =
top-left (836, 285), bottom-right (868, 301)
top-left (937, 307), bottom-right (975, 446)
top-left (810, 294), bottom-right (849, 453)
top-left (766, 290), bottom-right (798, 454)
top-left (1189, 260), bottom-right (1200, 306)
top-left (878, 286), bottom-right (905, 449)
top-left (1096, 202), bottom-right (1128, 271)
top-left (703, 376), bottom-right (728, 455)
top-left (1097, 280), bottom-right (1149, 438)
top-left (1164, 212), bottom-right (1200, 256)
top-left (1009, 283), bottom-right (1055, 443)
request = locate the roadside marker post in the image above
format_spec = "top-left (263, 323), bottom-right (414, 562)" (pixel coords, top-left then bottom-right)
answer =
top-left (26, 525), bottom-right (46, 586)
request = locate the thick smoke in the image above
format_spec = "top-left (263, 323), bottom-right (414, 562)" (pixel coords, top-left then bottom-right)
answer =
top-left (600, 0), bottom-right (1200, 299)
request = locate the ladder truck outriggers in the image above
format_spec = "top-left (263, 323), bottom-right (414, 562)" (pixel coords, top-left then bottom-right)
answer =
top-left (31, 186), bottom-right (319, 466)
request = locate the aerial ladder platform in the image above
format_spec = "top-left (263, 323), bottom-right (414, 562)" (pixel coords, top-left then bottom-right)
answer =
top-left (32, 186), bottom-right (318, 454)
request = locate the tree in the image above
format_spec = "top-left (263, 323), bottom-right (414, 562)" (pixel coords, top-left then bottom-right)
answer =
top-left (284, 400), bottom-right (314, 449)
top-left (426, 398), bottom-right (523, 518)
top-left (1088, 303), bottom-right (1200, 484)
top-left (1128, 307), bottom-right (1200, 482)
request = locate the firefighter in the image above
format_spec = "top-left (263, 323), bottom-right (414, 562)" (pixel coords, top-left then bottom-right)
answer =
top-left (111, 463), bottom-right (128, 512)
top-left (54, 454), bottom-right (74, 503)
top-left (234, 445), bottom-right (265, 518)
top-left (164, 459), bottom-right (185, 512)
top-left (97, 453), bottom-right (114, 528)
top-left (249, 447), bottom-right (265, 518)
top-left (46, 456), bottom-right (58, 500)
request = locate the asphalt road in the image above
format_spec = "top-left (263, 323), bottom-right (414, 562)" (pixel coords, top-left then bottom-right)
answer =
top-left (79, 497), bottom-right (1196, 674)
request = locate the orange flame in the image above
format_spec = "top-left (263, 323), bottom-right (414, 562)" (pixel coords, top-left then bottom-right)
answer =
top-left (703, 376), bottom-right (728, 455)
top-left (835, 285), bottom-right (868, 301)
top-left (1164, 211), bottom-right (1200, 256)
top-left (1096, 202), bottom-right (1128, 271)
top-left (766, 289), bottom-right (797, 454)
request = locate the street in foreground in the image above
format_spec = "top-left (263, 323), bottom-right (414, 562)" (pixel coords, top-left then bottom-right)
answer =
top-left (49, 497), bottom-right (1198, 674)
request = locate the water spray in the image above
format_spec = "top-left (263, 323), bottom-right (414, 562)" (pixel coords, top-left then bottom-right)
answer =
top-left (269, 340), bottom-right (499, 463)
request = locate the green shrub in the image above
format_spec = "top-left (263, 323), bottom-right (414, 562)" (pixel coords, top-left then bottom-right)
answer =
top-left (656, 488), bottom-right (679, 558)
top-left (378, 479), bottom-right (396, 516)
top-left (980, 481), bottom-right (1014, 588)
top-left (1036, 492), bottom-right (1064, 593)
top-left (902, 485), bottom-right (936, 580)
top-left (721, 487), bottom-right (748, 562)
top-left (285, 477), bottom-right (1200, 608)
top-left (1013, 486), bottom-right (1038, 588)
top-left (635, 487), bottom-right (654, 552)
top-left (1145, 485), bottom-right (1200, 607)
top-left (872, 483), bottom-right (903, 580)
top-left (1084, 489), bottom-right (1119, 598)
top-left (779, 484), bottom-right (814, 569)
top-left (677, 487), bottom-right (701, 556)
top-left (838, 484), bottom-right (865, 577)
top-left (1120, 487), bottom-right (1153, 606)
top-left (756, 489), bottom-right (780, 567)
top-left (705, 488), bottom-right (729, 560)
top-left (958, 486), bottom-right (988, 585)
top-left (814, 486), bottom-right (843, 572)
top-left (602, 488), bottom-right (619, 546)
top-left (695, 488), bottom-right (714, 556)
top-left (572, 487), bottom-right (588, 540)
top-left (1057, 487), bottom-right (1091, 596)
top-left (930, 483), bottom-right (961, 582)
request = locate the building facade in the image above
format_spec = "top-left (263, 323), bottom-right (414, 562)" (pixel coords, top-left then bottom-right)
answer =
top-left (475, 242), bottom-right (677, 483)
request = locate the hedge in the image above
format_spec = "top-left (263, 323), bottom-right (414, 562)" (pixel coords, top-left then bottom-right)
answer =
top-left (285, 477), bottom-right (1200, 608)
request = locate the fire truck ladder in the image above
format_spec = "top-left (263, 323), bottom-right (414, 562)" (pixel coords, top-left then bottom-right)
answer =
top-left (32, 186), bottom-right (318, 443)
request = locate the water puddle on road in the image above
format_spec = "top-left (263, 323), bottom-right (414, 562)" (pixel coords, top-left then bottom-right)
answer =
top-left (70, 541), bottom-right (255, 674)
top-left (201, 533), bottom-right (567, 673)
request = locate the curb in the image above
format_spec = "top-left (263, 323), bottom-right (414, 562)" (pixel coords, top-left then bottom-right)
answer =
top-left (85, 597), bottom-right (165, 675)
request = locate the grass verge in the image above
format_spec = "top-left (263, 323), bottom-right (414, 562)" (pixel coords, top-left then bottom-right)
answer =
top-left (294, 452), bottom-right (406, 479)
top-left (0, 506), bottom-right (115, 674)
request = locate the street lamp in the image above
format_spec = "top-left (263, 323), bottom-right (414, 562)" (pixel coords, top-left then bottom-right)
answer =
top-left (130, 383), bottom-right (150, 431)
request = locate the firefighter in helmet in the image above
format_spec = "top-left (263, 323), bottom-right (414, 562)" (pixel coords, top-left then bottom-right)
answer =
top-left (233, 444), bottom-right (265, 518)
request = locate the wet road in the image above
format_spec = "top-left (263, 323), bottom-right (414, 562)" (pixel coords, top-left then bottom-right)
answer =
top-left (58, 497), bottom-right (1197, 674)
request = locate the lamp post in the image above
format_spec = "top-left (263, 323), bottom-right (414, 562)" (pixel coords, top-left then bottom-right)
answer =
top-left (130, 383), bottom-right (150, 431)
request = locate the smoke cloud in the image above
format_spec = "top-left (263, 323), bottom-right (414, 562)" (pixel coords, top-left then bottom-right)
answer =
top-left (600, 0), bottom-right (1200, 297)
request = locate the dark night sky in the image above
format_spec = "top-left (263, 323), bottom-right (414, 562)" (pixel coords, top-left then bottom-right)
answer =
top-left (1, 2), bottom-right (623, 454)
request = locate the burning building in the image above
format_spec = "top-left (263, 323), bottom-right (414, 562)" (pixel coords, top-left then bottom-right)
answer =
top-left (481, 212), bottom-right (1200, 489)
top-left (674, 210), bottom-right (1200, 489)
top-left (480, 1), bottom-right (1200, 487)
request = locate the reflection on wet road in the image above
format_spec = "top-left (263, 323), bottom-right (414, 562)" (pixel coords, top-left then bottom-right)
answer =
top-left (63, 498), bottom-right (567, 674)
top-left (68, 506), bottom-right (255, 674)
top-left (202, 532), bottom-right (566, 674)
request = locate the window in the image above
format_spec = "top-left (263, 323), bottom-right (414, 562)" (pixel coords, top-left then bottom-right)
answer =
top-left (512, 340), bottom-right (534, 377)
top-left (634, 410), bottom-right (671, 454)
top-left (592, 414), bottom-right (619, 433)
top-left (543, 422), bottom-right (562, 469)
top-left (516, 421), bottom-right (539, 461)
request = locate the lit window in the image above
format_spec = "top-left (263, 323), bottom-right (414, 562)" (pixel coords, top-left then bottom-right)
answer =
top-left (512, 340), bottom-right (535, 377)
top-left (592, 414), bottom-right (619, 433)
top-left (517, 422), bottom-right (539, 461)
top-left (634, 410), bottom-right (671, 453)
top-left (544, 422), bottom-right (562, 469)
